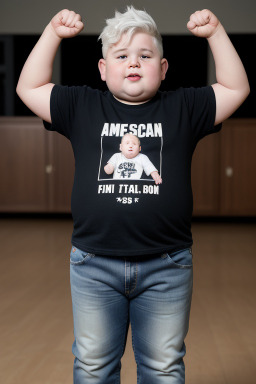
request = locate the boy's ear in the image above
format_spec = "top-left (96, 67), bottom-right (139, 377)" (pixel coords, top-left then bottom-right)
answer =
top-left (161, 58), bottom-right (169, 80)
top-left (98, 59), bottom-right (106, 81)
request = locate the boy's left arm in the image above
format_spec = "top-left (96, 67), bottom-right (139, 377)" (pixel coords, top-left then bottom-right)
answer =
top-left (187, 9), bottom-right (250, 125)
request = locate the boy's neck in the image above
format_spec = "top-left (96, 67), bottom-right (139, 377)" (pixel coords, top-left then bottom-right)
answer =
top-left (113, 94), bottom-right (152, 105)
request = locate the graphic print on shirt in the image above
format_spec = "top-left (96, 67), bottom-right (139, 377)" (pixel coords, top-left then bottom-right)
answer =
top-left (97, 122), bottom-right (163, 204)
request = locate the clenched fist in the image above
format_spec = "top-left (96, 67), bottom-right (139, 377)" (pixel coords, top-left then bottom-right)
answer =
top-left (50, 9), bottom-right (84, 38)
top-left (187, 9), bottom-right (220, 38)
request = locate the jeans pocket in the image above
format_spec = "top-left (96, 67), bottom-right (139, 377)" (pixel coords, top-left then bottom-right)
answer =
top-left (70, 246), bottom-right (94, 265)
top-left (164, 248), bottom-right (193, 269)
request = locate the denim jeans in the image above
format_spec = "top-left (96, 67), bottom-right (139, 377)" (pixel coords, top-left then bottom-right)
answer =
top-left (70, 246), bottom-right (193, 384)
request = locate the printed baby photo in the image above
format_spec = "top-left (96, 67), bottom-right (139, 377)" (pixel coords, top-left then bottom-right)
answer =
top-left (98, 133), bottom-right (163, 184)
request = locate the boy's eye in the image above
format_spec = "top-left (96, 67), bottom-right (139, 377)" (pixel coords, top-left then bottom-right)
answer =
top-left (118, 55), bottom-right (127, 60)
top-left (141, 55), bottom-right (150, 59)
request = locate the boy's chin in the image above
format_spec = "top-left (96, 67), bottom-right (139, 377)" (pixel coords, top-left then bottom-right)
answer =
top-left (124, 153), bottom-right (137, 159)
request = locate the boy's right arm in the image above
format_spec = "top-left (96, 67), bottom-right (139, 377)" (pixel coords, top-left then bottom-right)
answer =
top-left (104, 163), bottom-right (115, 175)
top-left (16, 10), bottom-right (84, 123)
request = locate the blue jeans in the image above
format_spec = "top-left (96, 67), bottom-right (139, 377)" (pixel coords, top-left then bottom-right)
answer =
top-left (70, 247), bottom-right (193, 384)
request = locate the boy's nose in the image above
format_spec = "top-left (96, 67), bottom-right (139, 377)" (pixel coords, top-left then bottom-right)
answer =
top-left (129, 62), bottom-right (140, 68)
top-left (129, 57), bottom-right (140, 68)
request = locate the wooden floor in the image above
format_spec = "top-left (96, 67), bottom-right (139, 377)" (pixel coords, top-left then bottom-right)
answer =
top-left (0, 217), bottom-right (256, 384)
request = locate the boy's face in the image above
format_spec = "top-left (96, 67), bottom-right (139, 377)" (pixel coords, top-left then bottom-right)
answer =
top-left (120, 134), bottom-right (141, 159)
top-left (98, 32), bottom-right (168, 105)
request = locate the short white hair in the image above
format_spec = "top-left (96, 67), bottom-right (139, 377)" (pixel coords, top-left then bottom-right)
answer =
top-left (98, 6), bottom-right (163, 59)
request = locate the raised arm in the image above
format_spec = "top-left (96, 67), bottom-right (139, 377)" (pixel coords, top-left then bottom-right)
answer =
top-left (187, 9), bottom-right (250, 125)
top-left (16, 10), bottom-right (84, 122)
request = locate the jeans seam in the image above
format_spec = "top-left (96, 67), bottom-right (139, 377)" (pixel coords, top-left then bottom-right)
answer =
top-left (125, 260), bottom-right (129, 296)
top-left (129, 262), bottom-right (138, 295)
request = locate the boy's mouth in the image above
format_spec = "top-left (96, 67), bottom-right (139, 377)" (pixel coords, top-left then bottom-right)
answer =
top-left (127, 73), bottom-right (141, 81)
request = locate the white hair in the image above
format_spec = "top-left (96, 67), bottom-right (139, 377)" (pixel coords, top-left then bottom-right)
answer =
top-left (98, 6), bottom-right (163, 59)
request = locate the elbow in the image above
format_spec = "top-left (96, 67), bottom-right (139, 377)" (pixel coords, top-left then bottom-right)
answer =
top-left (238, 81), bottom-right (250, 106)
top-left (236, 83), bottom-right (250, 112)
top-left (16, 81), bottom-right (24, 100)
top-left (16, 81), bottom-right (30, 103)
top-left (16, 83), bottom-right (21, 98)
top-left (104, 165), bottom-right (110, 174)
top-left (245, 82), bottom-right (250, 99)
top-left (243, 77), bottom-right (251, 100)
top-left (16, 76), bottom-right (28, 100)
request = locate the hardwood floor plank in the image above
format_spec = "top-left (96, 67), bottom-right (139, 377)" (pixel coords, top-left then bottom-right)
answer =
top-left (0, 218), bottom-right (255, 384)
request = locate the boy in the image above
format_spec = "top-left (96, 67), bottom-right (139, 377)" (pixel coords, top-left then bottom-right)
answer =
top-left (104, 133), bottom-right (162, 184)
top-left (16, 6), bottom-right (249, 384)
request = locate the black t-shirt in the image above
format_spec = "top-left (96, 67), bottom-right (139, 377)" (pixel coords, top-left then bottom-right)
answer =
top-left (44, 85), bottom-right (221, 256)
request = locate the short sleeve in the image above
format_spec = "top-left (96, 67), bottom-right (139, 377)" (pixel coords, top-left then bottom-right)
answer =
top-left (43, 85), bottom-right (82, 139)
top-left (183, 86), bottom-right (222, 143)
top-left (141, 155), bottom-right (158, 176)
top-left (108, 153), bottom-right (119, 166)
